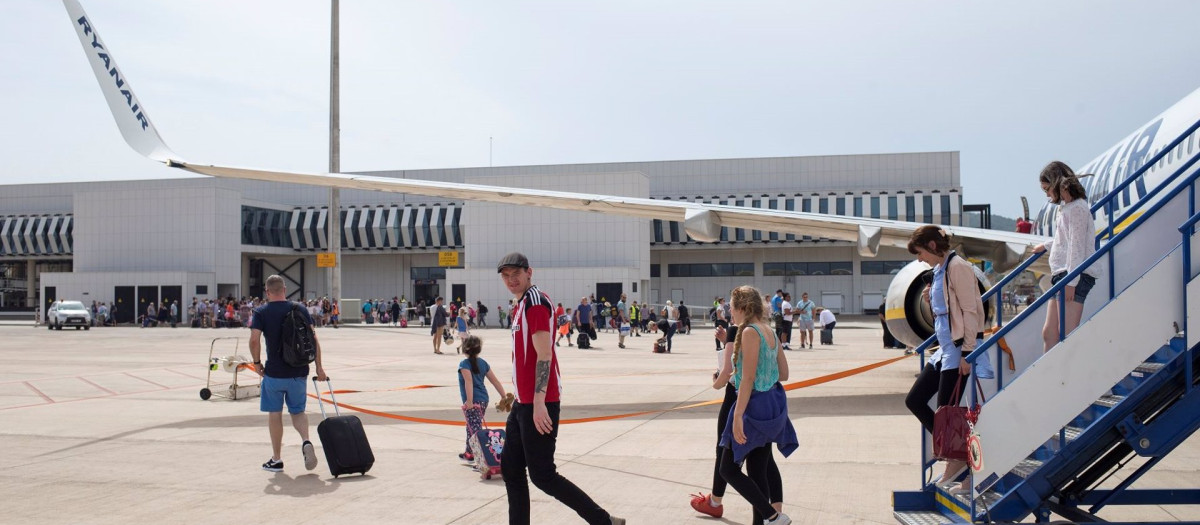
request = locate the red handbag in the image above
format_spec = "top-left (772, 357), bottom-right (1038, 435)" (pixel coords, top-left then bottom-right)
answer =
top-left (933, 376), bottom-right (985, 461)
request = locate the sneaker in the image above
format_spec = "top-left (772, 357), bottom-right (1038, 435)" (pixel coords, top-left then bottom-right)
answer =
top-left (610, 517), bottom-right (626, 525)
top-left (764, 512), bottom-right (791, 525)
top-left (618, 343), bottom-right (625, 349)
top-left (458, 451), bottom-right (474, 461)
top-left (689, 492), bottom-right (723, 518)
top-left (262, 458), bottom-right (283, 472)
top-left (302, 440), bottom-right (317, 470)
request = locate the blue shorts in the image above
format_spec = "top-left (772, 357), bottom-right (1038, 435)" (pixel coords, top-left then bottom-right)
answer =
top-left (261, 376), bottom-right (308, 414)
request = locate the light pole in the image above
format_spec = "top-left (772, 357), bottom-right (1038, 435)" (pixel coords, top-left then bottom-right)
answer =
top-left (328, 0), bottom-right (342, 305)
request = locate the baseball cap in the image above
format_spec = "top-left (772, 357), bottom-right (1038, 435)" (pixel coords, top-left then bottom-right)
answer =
top-left (497, 252), bottom-right (530, 273)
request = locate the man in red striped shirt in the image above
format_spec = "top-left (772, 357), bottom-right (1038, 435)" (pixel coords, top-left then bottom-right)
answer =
top-left (497, 253), bottom-right (624, 525)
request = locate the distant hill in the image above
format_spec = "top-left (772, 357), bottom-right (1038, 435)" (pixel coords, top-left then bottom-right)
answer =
top-left (961, 212), bottom-right (1018, 232)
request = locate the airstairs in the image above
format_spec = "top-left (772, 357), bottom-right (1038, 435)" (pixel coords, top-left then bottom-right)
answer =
top-left (894, 119), bottom-right (1200, 524)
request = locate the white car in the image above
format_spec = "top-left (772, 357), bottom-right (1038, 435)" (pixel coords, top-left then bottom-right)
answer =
top-left (48, 301), bottom-right (92, 330)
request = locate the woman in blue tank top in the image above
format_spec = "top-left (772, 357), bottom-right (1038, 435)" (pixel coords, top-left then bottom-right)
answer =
top-left (715, 285), bottom-right (798, 525)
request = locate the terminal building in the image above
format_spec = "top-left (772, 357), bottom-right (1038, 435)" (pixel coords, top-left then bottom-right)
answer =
top-left (0, 151), bottom-right (966, 321)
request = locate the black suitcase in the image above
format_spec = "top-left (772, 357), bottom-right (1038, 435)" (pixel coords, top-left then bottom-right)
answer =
top-left (469, 428), bottom-right (505, 480)
top-left (821, 328), bottom-right (834, 345)
top-left (312, 377), bottom-right (374, 477)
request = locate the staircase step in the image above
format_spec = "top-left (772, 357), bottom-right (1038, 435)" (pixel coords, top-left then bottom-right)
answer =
top-left (1012, 457), bottom-right (1045, 479)
top-left (1057, 425), bottom-right (1084, 444)
top-left (894, 510), bottom-right (955, 525)
top-left (1094, 394), bottom-right (1125, 409)
top-left (1133, 361), bottom-right (1166, 377)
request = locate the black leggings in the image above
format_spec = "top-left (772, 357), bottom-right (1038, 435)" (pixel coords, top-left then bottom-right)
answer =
top-left (712, 384), bottom-right (782, 501)
top-left (904, 361), bottom-right (967, 435)
top-left (719, 446), bottom-right (778, 522)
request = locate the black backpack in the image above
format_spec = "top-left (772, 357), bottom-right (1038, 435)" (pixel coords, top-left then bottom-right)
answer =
top-left (280, 303), bottom-right (317, 367)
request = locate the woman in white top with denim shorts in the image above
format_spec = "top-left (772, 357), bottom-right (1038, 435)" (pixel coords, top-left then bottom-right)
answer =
top-left (1033, 161), bottom-right (1098, 353)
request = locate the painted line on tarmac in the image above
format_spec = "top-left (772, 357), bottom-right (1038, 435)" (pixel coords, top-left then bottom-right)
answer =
top-left (22, 382), bottom-right (54, 404)
top-left (309, 353), bottom-right (915, 427)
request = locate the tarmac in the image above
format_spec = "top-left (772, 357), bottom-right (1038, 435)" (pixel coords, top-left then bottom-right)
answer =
top-left (2, 317), bottom-right (1198, 524)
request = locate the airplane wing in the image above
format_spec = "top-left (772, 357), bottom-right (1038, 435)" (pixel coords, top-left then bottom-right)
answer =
top-left (64, 0), bottom-right (1048, 273)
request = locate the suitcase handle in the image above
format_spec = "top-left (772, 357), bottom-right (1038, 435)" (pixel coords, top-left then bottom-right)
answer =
top-left (312, 376), bottom-right (341, 419)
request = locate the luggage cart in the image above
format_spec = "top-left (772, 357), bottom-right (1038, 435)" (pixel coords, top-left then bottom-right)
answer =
top-left (199, 337), bottom-right (261, 401)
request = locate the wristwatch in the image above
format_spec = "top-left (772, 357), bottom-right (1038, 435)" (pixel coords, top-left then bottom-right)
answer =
top-left (254, 361), bottom-right (262, 365)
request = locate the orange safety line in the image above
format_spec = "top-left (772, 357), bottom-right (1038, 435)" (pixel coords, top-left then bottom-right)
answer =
top-left (309, 353), bottom-right (915, 426)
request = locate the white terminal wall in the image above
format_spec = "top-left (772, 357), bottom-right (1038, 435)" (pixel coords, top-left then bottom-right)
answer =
top-left (447, 172), bottom-right (651, 311)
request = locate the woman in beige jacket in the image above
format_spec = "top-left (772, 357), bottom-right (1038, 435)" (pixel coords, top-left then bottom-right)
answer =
top-left (903, 225), bottom-right (987, 486)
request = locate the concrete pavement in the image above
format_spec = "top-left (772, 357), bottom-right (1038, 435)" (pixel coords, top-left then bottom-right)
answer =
top-left (2, 318), bottom-right (1197, 524)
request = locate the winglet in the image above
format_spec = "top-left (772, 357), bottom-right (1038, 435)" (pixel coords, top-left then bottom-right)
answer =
top-left (63, 0), bottom-right (183, 164)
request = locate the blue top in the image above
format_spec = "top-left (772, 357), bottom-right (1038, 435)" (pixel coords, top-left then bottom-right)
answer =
top-left (458, 357), bottom-right (491, 406)
top-left (719, 383), bottom-right (798, 463)
top-left (730, 324), bottom-right (780, 391)
top-left (250, 301), bottom-right (314, 379)
top-left (456, 316), bottom-right (468, 332)
top-left (771, 295), bottom-right (783, 314)
top-left (930, 260), bottom-right (995, 379)
top-left (577, 304), bottom-right (592, 324)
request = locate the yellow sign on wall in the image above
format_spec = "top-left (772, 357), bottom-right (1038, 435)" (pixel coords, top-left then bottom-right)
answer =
top-left (317, 253), bottom-right (337, 268)
top-left (438, 251), bottom-right (460, 267)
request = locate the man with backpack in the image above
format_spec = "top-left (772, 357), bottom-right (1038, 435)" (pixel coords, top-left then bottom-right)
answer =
top-left (250, 274), bottom-right (327, 473)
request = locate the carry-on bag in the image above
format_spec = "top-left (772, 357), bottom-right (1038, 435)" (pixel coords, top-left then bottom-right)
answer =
top-left (820, 328), bottom-right (834, 345)
top-left (313, 377), bottom-right (375, 477)
top-left (468, 427), bottom-right (505, 480)
top-left (933, 377), bottom-right (985, 461)
top-left (577, 332), bottom-right (591, 349)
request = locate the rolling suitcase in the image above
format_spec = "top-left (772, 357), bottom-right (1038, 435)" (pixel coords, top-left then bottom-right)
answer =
top-left (313, 377), bottom-right (375, 478)
top-left (468, 428), bottom-right (505, 480)
top-left (821, 328), bottom-right (834, 345)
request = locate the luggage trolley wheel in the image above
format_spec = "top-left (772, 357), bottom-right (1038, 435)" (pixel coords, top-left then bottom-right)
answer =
top-left (199, 388), bottom-right (212, 400)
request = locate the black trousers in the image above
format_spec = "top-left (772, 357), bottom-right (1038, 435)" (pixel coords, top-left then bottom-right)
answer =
top-left (712, 384), bottom-right (781, 506)
top-left (719, 446), bottom-right (778, 522)
top-left (502, 402), bottom-right (610, 525)
top-left (905, 361), bottom-right (968, 435)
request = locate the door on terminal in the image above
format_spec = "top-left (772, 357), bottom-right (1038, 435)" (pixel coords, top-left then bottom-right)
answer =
top-left (451, 284), bottom-right (466, 305)
top-left (114, 286), bottom-right (135, 324)
top-left (137, 286), bottom-right (159, 322)
top-left (161, 286), bottom-right (182, 322)
top-left (44, 286), bottom-right (56, 323)
top-left (414, 282), bottom-right (439, 307)
top-left (595, 283), bottom-right (622, 306)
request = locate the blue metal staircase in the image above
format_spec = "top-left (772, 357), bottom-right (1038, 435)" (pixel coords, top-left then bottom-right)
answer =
top-left (894, 118), bottom-right (1200, 524)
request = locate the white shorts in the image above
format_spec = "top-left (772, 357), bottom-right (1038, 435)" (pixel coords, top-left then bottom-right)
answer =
top-left (797, 319), bottom-right (814, 330)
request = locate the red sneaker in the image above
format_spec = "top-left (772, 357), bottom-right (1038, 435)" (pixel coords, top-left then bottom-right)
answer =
top-left (689, 492), bottom-right (723, 518)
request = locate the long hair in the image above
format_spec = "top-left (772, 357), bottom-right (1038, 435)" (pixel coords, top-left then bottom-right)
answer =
top-left (461, 335), bottom-right (482, 374)
top-left (730, 285), bottom-right (766, 369)
top-left (1039, 161), bottom-right (1090, 202)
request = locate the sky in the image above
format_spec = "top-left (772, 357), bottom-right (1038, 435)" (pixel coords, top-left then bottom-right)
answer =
top-left (4, 0), bottom-right (1200, 220)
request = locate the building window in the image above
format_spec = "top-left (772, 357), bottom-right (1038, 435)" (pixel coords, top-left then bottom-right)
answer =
top-left (870, 196), bottom-right (880, 219)
top-left (906, 196), bottom-right (916, 222)
top-left (836, 197), bottom-right (846, 216)
top-left (241, 206), bottom-right (293, 248)
top-left (923, 195), bottom-right (934, 223)
top-left (410, 267), bottom-right (447, 280)
top-left (853, 197), bottom-right (863, 217)
top-left (830, 262), bottom-right (853, 275)
top-left (807, 262), bottom-right (830, 275)
top-left (667, 263), bottom-right (754, 277)
top-left (650, 264), bottom-right (661, 278)
top-left (941, 195), bottom-right (952, 225)
top-left (652, 219), bottom-right (664, 243)
top-left (861, 261), bottom-right (910, 275)
top-left (196, 285), bottom-right (208, 295)
top-left (819, 198), bottom-right (829, 215)
top-left (763, 262), bottom-right (785, 276)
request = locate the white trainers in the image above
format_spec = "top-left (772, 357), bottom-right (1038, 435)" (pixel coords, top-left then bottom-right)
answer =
top-left (302, 440), bottom-right (318, 471)
top-left (764, 512), bottom-right (791, 525)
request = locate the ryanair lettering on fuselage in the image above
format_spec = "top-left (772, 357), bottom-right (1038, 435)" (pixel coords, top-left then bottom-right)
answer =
top-left (75, 15), bottom-right (149, 131)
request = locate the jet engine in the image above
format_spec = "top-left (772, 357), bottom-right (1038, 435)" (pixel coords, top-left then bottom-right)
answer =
top-left (884, 260), bottom-right (994, 349)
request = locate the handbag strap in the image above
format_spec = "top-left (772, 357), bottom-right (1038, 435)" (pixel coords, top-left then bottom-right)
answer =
top-left (973, 375), bottom-right (987, 404)
top-left (949, 374), bottom-right (964, 403)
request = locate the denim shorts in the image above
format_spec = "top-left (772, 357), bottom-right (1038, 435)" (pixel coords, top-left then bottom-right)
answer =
top-left (261, 375), bottom-right (308, 414)
top-left (1051, 272), bottom-right (1097, 304)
